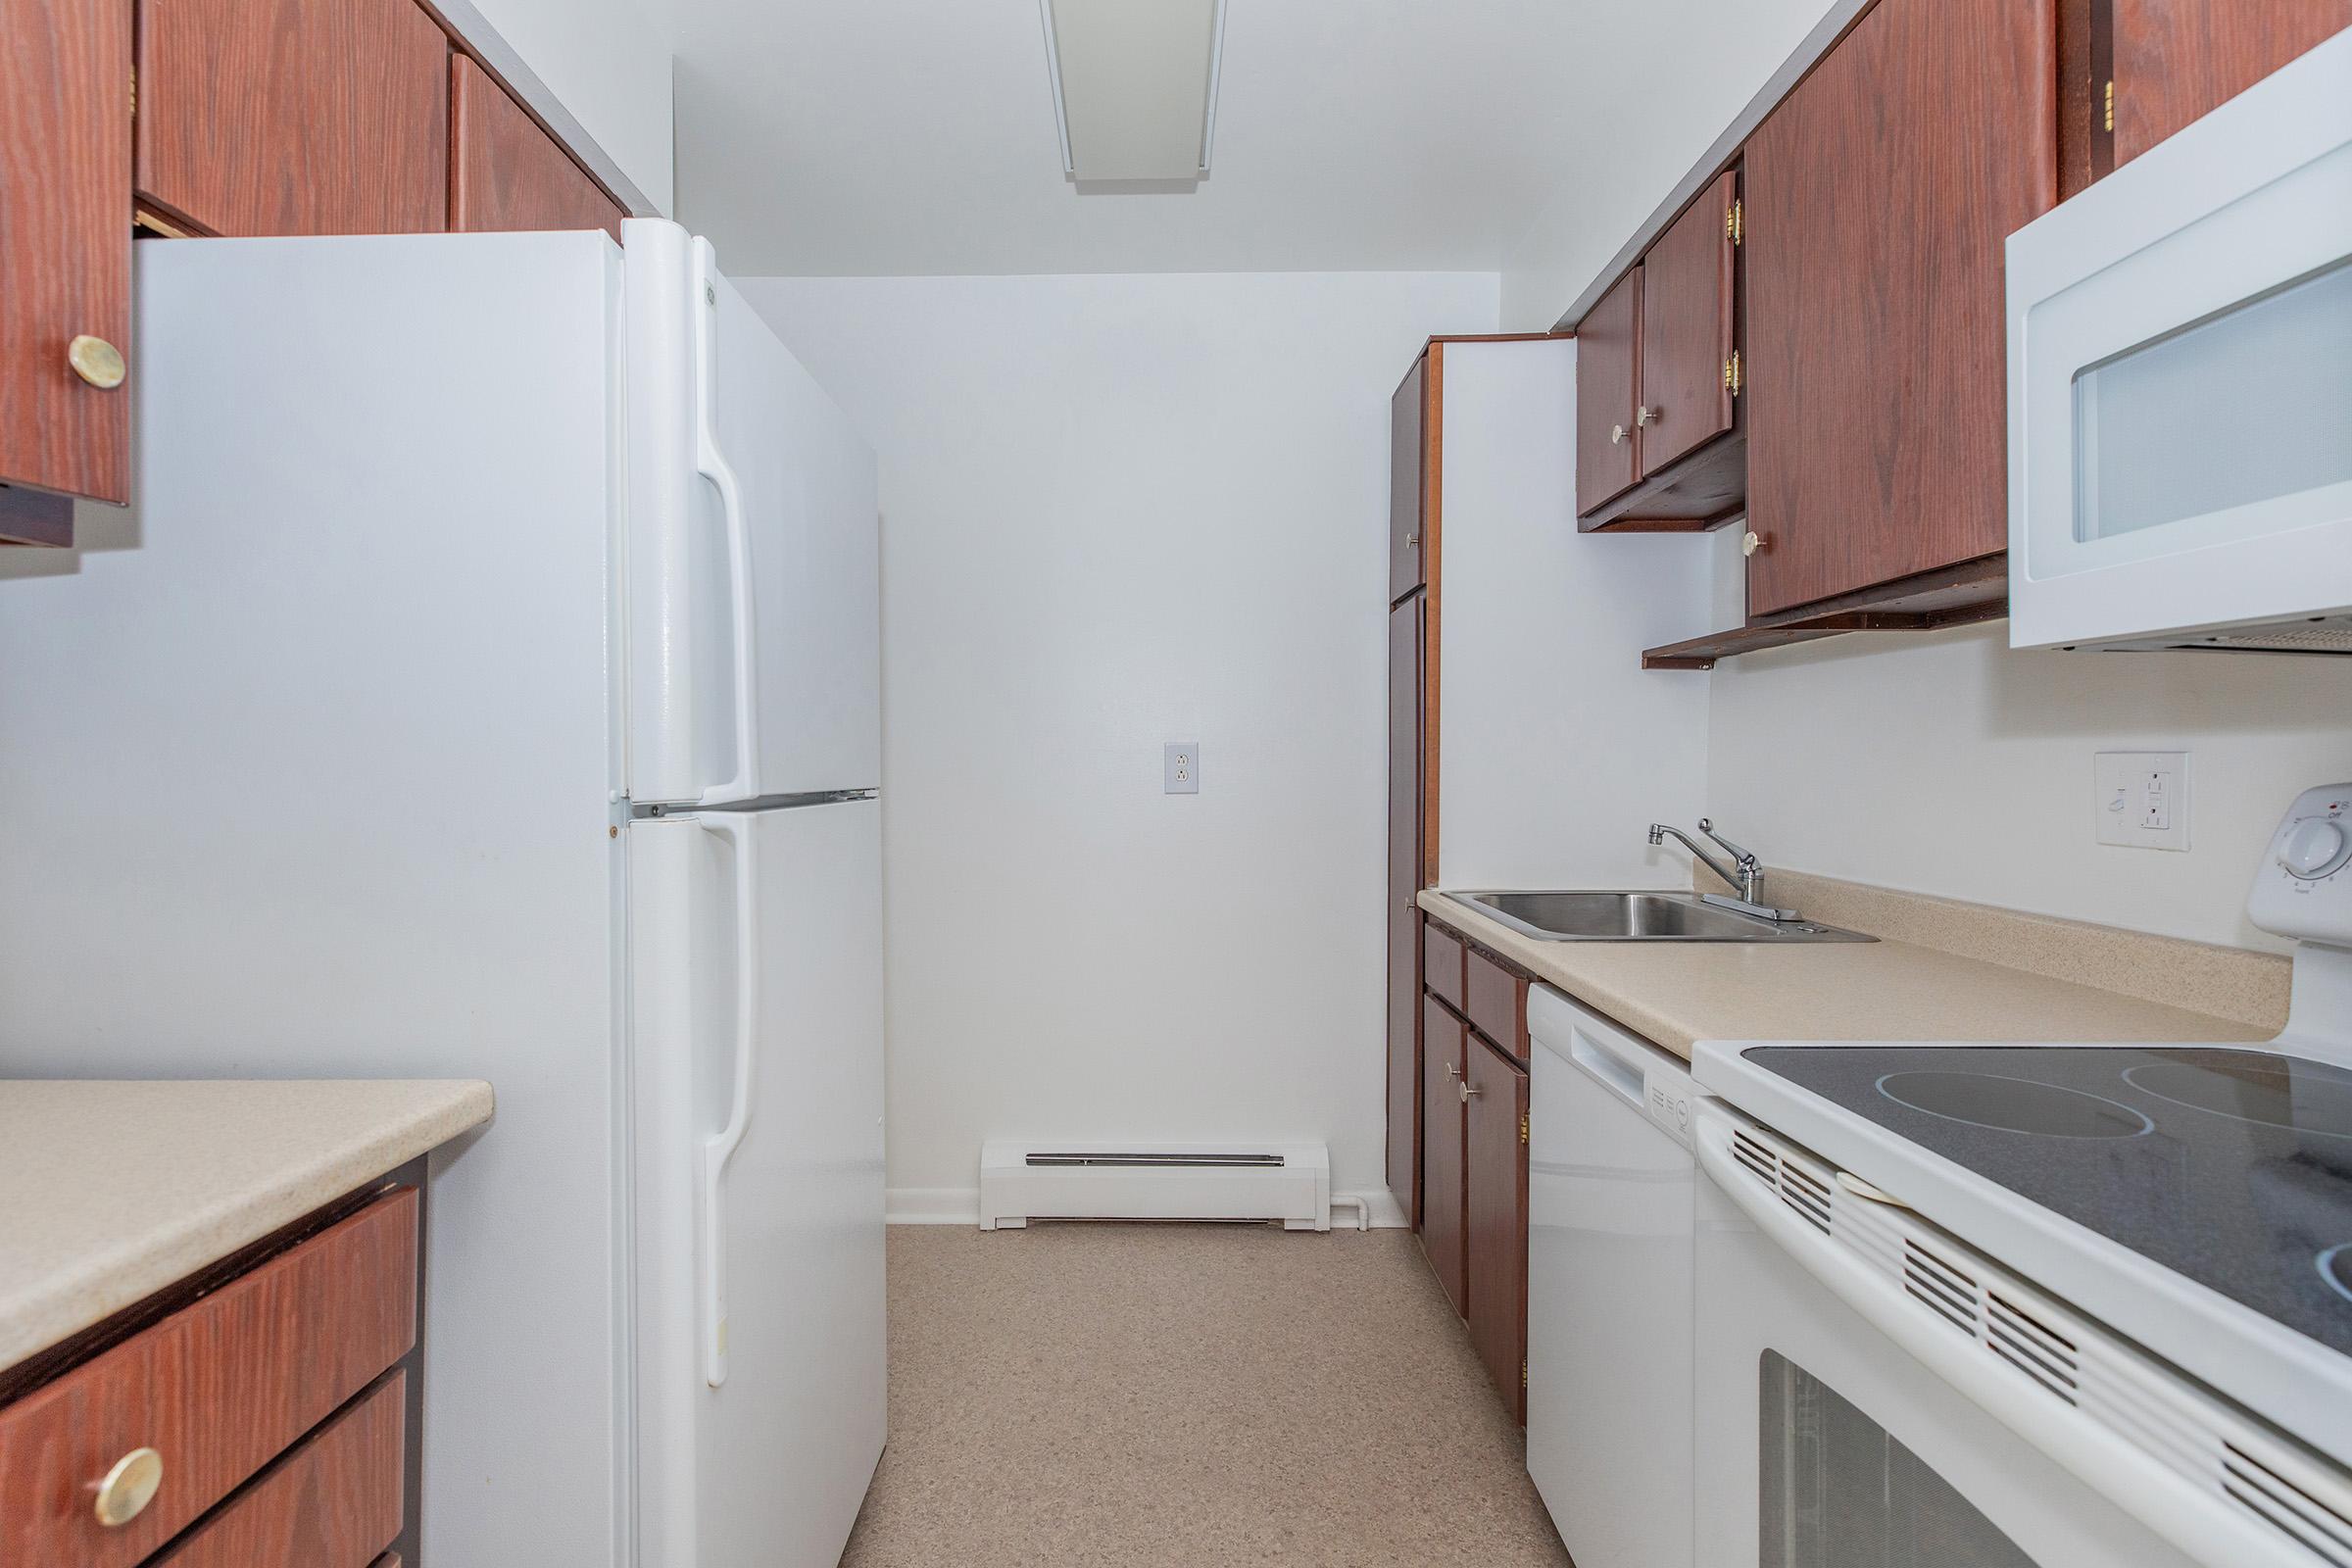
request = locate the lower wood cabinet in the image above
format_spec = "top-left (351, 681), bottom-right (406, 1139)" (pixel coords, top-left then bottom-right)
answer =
top-left (1420, 993), bottom-right (1469, 1316)
top-left (1417, 921), bottom-right (1534, 1422)
top-left (0, 1183), bottom-right (423, 1568)
top-left (1463, 1032), bottom-right (1530, 1424)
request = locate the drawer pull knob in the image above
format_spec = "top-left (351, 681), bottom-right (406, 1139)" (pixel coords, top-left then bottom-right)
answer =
top-left (1741, 530), bottom-right (1765, 558)
top-left (68, 334), bottom-right (127, 390)
top-left (92, 1446), bottom-right (163, 1527)
top-left (1459, 1080), bottom-right (1482, 1102)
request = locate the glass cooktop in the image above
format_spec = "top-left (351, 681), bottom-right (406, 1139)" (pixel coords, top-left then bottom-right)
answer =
top-left (1742, 1046), bottom-right (2352, 1356)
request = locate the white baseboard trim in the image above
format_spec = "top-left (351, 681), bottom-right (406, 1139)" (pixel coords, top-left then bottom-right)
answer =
top-left (886, 1186), bottom-right (1408, 1229)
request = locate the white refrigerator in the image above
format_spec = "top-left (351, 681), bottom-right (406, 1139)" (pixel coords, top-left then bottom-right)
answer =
top-left (0, 220), bottom-right (886, 1567)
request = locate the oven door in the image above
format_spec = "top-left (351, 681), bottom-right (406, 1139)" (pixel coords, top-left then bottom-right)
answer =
top-left (1693, 1102), bottom-right (2325, 1568)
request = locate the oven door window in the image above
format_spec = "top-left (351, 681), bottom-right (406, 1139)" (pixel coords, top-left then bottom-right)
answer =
top-left (1761, 1350), bottom-right (2038, 1568)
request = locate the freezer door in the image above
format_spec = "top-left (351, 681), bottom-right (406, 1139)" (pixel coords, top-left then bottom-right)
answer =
top-left (629, 800), bottom-right (886, 1567)
top-left (622, 220), bottom-right (881, 805)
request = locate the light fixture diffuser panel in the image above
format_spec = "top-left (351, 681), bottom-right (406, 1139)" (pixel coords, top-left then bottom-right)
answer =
top-left (1045, 0), bottom-right (1223, 181)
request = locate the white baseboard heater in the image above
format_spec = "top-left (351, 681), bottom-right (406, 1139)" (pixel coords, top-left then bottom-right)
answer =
top-left (978, 1140), bottom-right (1332, 1231)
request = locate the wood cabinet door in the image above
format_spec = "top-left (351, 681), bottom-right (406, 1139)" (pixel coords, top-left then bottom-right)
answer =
top-left (1464, 1033), bottom-right (1529, 1422)
top-left (1420, 996), bottom-right (1468, 1316)
top-left (135, 0), bottom-right (449, 237)
top-left (1573, 268), bottom-right (1642, 514)
top-left (1637, 172), bottom-right (1738, 477)
top-left (2110, 0), bottom-right (2352, 167)
top-left (450, 54), bottom-right (625, 239)
top-left (1389, 355), bottom-right (1428, 601)
top-left (1, 0), bottom-right (132, 516)
top-left (1386, 596), bottom-right (1425, 1227)
top-left (1742, 0), bottom-right (2054, 615)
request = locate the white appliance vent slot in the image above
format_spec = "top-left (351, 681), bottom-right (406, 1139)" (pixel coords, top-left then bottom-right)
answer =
top-left (2225, 1444), bottom-right (2352, 1568)
top-left (1727, 1116), bottom-right (2352, 1568)
top-left (1730, 1127), bottom-right (1832, 1233)
top-left (1901, 1239), bottom-right (1981, 1335)
top-left (979, 1140), bottom-right (1331, 1231)
top-left (1986, 1292), bottom-right (2081, 1404)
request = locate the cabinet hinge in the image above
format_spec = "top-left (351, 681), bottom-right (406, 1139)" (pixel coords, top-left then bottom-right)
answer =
top-left (2103, 79), bottom-right (2114, 132)
top-left (129, 65), bottom-right (136, 120)
top-left (1522, 1357), bottom-right (1529, 1390)
top-left (1724, 350), bottom-right (1742, 397)
top-left (1520, 1112), bottom-right (1529, 1145)
top-left (1726, 197), bottom-right (1742, 245)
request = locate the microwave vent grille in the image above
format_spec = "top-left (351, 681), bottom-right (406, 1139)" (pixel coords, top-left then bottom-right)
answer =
top-left (2080, 614), bottom-right (2352, 656)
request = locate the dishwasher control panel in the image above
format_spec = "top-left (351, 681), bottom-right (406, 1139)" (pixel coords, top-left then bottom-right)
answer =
top-left (1644, 1075), bottom-right (1692, 1139)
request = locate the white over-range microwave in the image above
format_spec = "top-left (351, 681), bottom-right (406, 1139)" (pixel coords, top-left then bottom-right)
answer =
top-left (2006, 28), bottom-right (2352, 654)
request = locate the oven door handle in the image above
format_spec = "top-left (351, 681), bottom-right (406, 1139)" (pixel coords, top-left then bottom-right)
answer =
top-left (1693, 1102), bottom-right (2319, 1568)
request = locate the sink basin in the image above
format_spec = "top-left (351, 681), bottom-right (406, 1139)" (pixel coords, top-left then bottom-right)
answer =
top-left (1450, 891), bottom-right (1874, 944)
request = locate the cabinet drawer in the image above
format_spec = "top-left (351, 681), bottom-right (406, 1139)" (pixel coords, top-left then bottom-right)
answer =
top-left (1464, 947), bottom-right (1528, 1058)
top-left (1423, 921), bottom-right (1465, 1007)
top-left (0, 1189), bottom-right (417, 1568)
top-left (153, 1372), bottom-right (405, 1568)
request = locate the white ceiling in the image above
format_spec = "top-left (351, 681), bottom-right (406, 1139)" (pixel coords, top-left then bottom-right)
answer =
top-left (671, 0), bottom-right (1833, 316)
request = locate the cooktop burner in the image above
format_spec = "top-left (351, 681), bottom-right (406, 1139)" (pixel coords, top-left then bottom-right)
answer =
top-left (1878, 1070), bottom-right (2154, 1139)
top-left (2122, 1056), bottom-right (2352, 1138)
top-left (1743, 1046), bottom-right (2352, 1357)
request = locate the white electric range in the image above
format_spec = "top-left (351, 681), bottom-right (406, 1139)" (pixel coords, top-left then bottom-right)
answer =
top-left (1691, 784), bottom-right (2352, 1568)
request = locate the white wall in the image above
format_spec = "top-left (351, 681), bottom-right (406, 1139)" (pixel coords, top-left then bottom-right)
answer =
top-left (1496, 0), bottom-right (1839, 329)
top-left (443, 0), bottom-right (675, 215)
top-left (1705, 534), bottom-right (2352, 953)
top-left (741, 271), bottom-right (1499, 1219)
top-left (1435, 339), bottom-right (1715, 888)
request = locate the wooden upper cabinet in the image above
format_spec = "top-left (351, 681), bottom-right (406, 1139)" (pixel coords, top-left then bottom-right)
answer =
top-left (1572, 268), bottom-right (1642, 515)
top-left (1, 0), bottom-right (132, 519)
top-left (1389, 354), bottom-right (1429, 601)
top-left (2110, 0), bottom-right (2352, 167)
top-left (450, 54), bottom-right (625, 239)
top-left (1636, 172), bottom-right (1739, 477)
top-left (135, 0), bottom-right (450, 237)
top-left (1741, 0), bottom-right (2054, 616)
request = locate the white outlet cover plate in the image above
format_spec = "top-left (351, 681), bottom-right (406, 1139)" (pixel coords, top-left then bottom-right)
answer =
top-left (1163, 741), bottom-right (1200, 795)
top-left (2093, 751), bottom-right (2189, 851)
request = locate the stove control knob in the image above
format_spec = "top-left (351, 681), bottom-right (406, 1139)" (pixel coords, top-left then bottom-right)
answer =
top-left (2279, 818), bottom-right (2351, 880)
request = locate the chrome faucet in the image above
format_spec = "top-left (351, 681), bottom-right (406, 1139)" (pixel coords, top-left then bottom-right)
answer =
top-left (1647, 818), bottom-right (1798, 921)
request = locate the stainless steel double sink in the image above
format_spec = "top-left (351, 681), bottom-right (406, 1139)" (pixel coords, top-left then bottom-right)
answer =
top-left (1451, 890), bottom-right (1874, 944)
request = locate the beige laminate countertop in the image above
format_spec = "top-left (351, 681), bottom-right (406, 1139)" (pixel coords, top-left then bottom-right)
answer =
top-left (1420, 889), bottom-right (2277, 1058)
top-left (0, 1079), bottom-right (493, 1374)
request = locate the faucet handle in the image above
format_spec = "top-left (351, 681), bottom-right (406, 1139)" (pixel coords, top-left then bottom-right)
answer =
top-left (1696, 817), bottom-right (1758, 869)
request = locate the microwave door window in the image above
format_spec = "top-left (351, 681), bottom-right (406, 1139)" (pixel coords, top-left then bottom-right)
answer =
top-left (1760, 1351), bottom-right (2040, 1568)
top-left (2072, 258), bottom-right (2352, 545)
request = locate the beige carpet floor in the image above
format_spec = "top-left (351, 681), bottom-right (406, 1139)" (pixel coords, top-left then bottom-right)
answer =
top-left (839, 1223), bottom-right (1574, 1567)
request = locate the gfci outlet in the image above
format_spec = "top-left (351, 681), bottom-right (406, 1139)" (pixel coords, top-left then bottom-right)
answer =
top-left (2093, 752), bottom-right (2189, 852)
top-left (1164, 742), bottom-right (1200, 795)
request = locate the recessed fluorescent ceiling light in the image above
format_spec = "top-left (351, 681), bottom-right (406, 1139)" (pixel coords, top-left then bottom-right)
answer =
top-left (1040, 0), bottom-right (1227, 182)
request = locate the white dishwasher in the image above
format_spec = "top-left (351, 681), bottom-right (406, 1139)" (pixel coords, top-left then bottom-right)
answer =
top-left (1526, 984), bottom-right (1696, 1568)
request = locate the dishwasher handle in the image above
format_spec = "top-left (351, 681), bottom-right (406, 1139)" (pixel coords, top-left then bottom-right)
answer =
top-left (1567, 1028), bottom-right (1647, 1109)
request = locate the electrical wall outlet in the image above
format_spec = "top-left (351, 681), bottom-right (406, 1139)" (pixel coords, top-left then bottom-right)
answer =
top-left (2093, 752), bottom-right (2189, 851)
top-left (1163, 742), bottom-right (1200, 795)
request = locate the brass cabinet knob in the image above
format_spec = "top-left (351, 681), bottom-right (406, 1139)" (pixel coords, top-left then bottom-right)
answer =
top-left (1609, 422), bottom-right (1628, 445)
top-left (1741, 530), bottom-right (1765, 558)
top-left (68, 335), bottom-right (126, 390)
top-left (1636, 405), bottom-right (1658, 426)
top-left (1459, 1080), bottom-right (1481, 1102)
top-left (92, 1447), bottom-right (163, 1527)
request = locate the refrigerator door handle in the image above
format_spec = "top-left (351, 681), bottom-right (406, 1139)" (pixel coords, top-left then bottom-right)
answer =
top-left (696, 810), bottom-right (759, 1388)
top-left (692, 239), bottom-right (760, 808)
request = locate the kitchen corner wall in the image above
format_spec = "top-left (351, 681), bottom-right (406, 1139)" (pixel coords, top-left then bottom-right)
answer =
top-left (1704, 534), bottom-right (2352, 953)
top-left (742, 271), bottom-right (1499, 1221)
